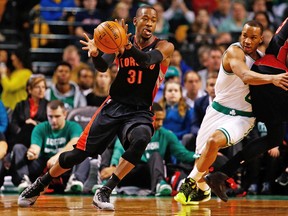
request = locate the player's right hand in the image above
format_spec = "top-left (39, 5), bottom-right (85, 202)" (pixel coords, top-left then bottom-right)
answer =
top-left (80, 32), bottom-right (99, 58)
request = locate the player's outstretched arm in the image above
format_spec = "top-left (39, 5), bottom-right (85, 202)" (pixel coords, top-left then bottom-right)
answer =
top-left (80, 33), bottom-right (116, 72)
top-left (225, 46), bottom-right (288, 90)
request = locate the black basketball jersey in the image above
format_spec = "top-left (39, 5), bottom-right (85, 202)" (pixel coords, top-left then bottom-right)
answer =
top-left (109, 36), bottom-right (168, 107)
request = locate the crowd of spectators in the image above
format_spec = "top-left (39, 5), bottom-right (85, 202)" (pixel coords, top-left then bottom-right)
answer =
top-left (0, 0), bottom-right (287, 196)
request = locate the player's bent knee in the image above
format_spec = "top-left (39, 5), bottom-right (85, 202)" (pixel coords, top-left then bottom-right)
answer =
top-left (122, 125), bottom-right (152, 165)
top-left (59, 148), bottom-right (89, 169)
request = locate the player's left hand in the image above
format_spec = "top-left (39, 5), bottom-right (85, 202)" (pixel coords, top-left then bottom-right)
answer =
top-left (80, 33), bottom-right (99, 58)
top-left (116, 19), bottom-right (132, 54)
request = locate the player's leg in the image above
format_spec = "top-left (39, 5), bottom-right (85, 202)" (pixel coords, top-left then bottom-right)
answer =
top-left (18, 148), bottom-right (90, 207)
top-left (204, 121), bottom-right (284, 201)
top-left (175, 109), bottom-right (228, 205)
top-left (93, 123), bottom-right (152, 210)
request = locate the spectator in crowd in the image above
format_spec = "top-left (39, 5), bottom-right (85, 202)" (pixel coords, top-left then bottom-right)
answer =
top-left (0, 99), bottom-right (8, 134)
top-left (10, 100), bottom-right (89, 193)
top-left (190, 0), bottom-right (218, 15)
top-left (253, 11), bottom-right (275, 31)
top-left (218, 0), bottom-right (248, 40)
top-left (0, 49), bottom-right (11, 79)
top-left (159, 81), bottom-right (193, 141)
top-left (163, 0), bottom-right (195, 34)
top-left (111, 2), bottom-right (135, 35)
top-left (169, 49), bottom-right (193, 85)
top-left (247, 0), bottom-right (277, 27)
top-left (154, 66), bottom-right (181, 102)
top-left (0, 48), bottom-right (32, 110)
top-left (77, 67), bottom-right (94, 96)
top-left (97, 102), bottom-right (195, 196)
top-left (152, 2), bottom-right (170, 39)
top-left (46, 61), bottom-right (87, 110)
top-left (195, 45), bottom-right (211, 71)
top-left (211, 0), bottom-right (232, 29)
top-left (9, 74), bottom-right (48, 149)
top-left (214, 32), bottom-right (233, 52)
top-left (53, 45), bottom-right (90, 83)
top-left (182, 70), bottom-right (206, 109)
top-left (40, 0), bottom-right (77, 23)
top-left (86, 69), bottom-right (113, 107)
top-left (39, 0), bottom-right (78, 48)
top-left (187, 8), bottom-right (217, 46)
top-left (197, 45), bottom-right (222, 91)
top-left (258, 28), bottom-right (274, 53)
top-left (74, 0), bottom-right (104, 39)
top-left (0, 132), bottom-right (8, 190)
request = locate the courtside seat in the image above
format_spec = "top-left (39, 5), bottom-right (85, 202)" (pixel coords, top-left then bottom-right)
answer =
top-left (66, 106), bottom-right (98, 129)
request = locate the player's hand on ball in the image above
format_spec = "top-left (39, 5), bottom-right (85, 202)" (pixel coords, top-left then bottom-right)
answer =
top-left (116, 19), bottom-right (132, 53)
top-left (80, 32), bottom-right (99, 57)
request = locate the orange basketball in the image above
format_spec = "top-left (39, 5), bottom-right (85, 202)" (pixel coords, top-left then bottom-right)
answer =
top-left (94, 21), bottom-right (127, 54)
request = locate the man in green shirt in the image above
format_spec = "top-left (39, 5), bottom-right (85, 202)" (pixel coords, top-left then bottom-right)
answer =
top-left (10, 100), bottom-right (89, 194)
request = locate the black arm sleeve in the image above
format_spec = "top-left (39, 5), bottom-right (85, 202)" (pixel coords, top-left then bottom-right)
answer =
top-left (92, 53), bottom-right (116, 72)
top-left (125, 46), bottom-right (163, 67)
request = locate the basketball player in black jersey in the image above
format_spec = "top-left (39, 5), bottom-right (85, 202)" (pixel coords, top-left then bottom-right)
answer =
top-left (204, 17), bottom-right (288, 202)
top-left (18, 5), bottom-right (174, 211)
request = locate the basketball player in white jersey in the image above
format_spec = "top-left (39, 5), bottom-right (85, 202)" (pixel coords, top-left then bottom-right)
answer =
top-left (174, 20), bottom-right (288, 205)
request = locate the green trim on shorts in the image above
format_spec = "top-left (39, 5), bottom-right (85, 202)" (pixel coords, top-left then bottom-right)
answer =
top-left (219, 128), bottom-right (231, 146)
top-left (212, 101), bottom-right (254, 117)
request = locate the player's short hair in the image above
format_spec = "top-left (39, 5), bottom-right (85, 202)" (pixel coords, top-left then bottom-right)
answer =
top-left (244, 20), bottom-right (264, 34)
top-left (136, 5), bottom-right (156, 17)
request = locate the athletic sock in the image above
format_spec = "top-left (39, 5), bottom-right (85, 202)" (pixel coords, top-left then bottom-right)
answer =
top-left (188, 166), bottom-right (206, 182)
top-left (40, 172), bottom-right (53, 186)
top-left (105, 173), bottom-right (120, 190)
top-left (197, 181), bottom-right (210, 191)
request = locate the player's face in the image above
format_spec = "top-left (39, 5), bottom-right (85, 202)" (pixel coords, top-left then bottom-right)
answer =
top-left (47, 107), bottom-right (67, 130)
top-left (153, 111), bottom-right (165, 130)
top-left (134, 8), bottom-right (157, 39)
top-left (240, 24), bottom-right (263, 55)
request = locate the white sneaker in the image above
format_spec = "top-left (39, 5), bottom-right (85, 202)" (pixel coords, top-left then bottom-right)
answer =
top-left (64, 174), bottom-right (83, 193)
top-left (93, 187), bottom-right (114, 210)
top-left (18, 175), bottom-right (31, 193)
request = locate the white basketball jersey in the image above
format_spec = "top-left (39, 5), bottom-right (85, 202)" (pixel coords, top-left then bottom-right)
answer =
top-left (214, 42), bottom-right (263, 112)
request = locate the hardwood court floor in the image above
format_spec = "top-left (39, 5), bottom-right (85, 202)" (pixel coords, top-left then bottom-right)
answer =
top-left (1, 194), bottom-right (288, 216)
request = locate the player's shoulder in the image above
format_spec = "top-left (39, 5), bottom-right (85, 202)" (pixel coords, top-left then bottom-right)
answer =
top-left (225, 43), bottom-right (244, 59)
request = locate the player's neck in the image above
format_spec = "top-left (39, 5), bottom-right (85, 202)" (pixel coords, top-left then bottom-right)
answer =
top-left (134, 35), bottom-right (156, 49)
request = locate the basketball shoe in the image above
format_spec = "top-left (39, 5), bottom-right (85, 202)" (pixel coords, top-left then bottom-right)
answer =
top-left (174, 178), bottom-right (197, 205)
top-left (156, 180), bottom-right (172, 196)
top-left (64, 174), bottom-right (83, 194)
top-left (93, 186), bottom-right (114, 210)
top-left (18, 175), bottom-right (32, 193)
top-left (18, 177), bottom-right (45, 207)
top-left (204, 171), bottom-right (229, 202)
top-left (186, 188), bottom-right (211, 204)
